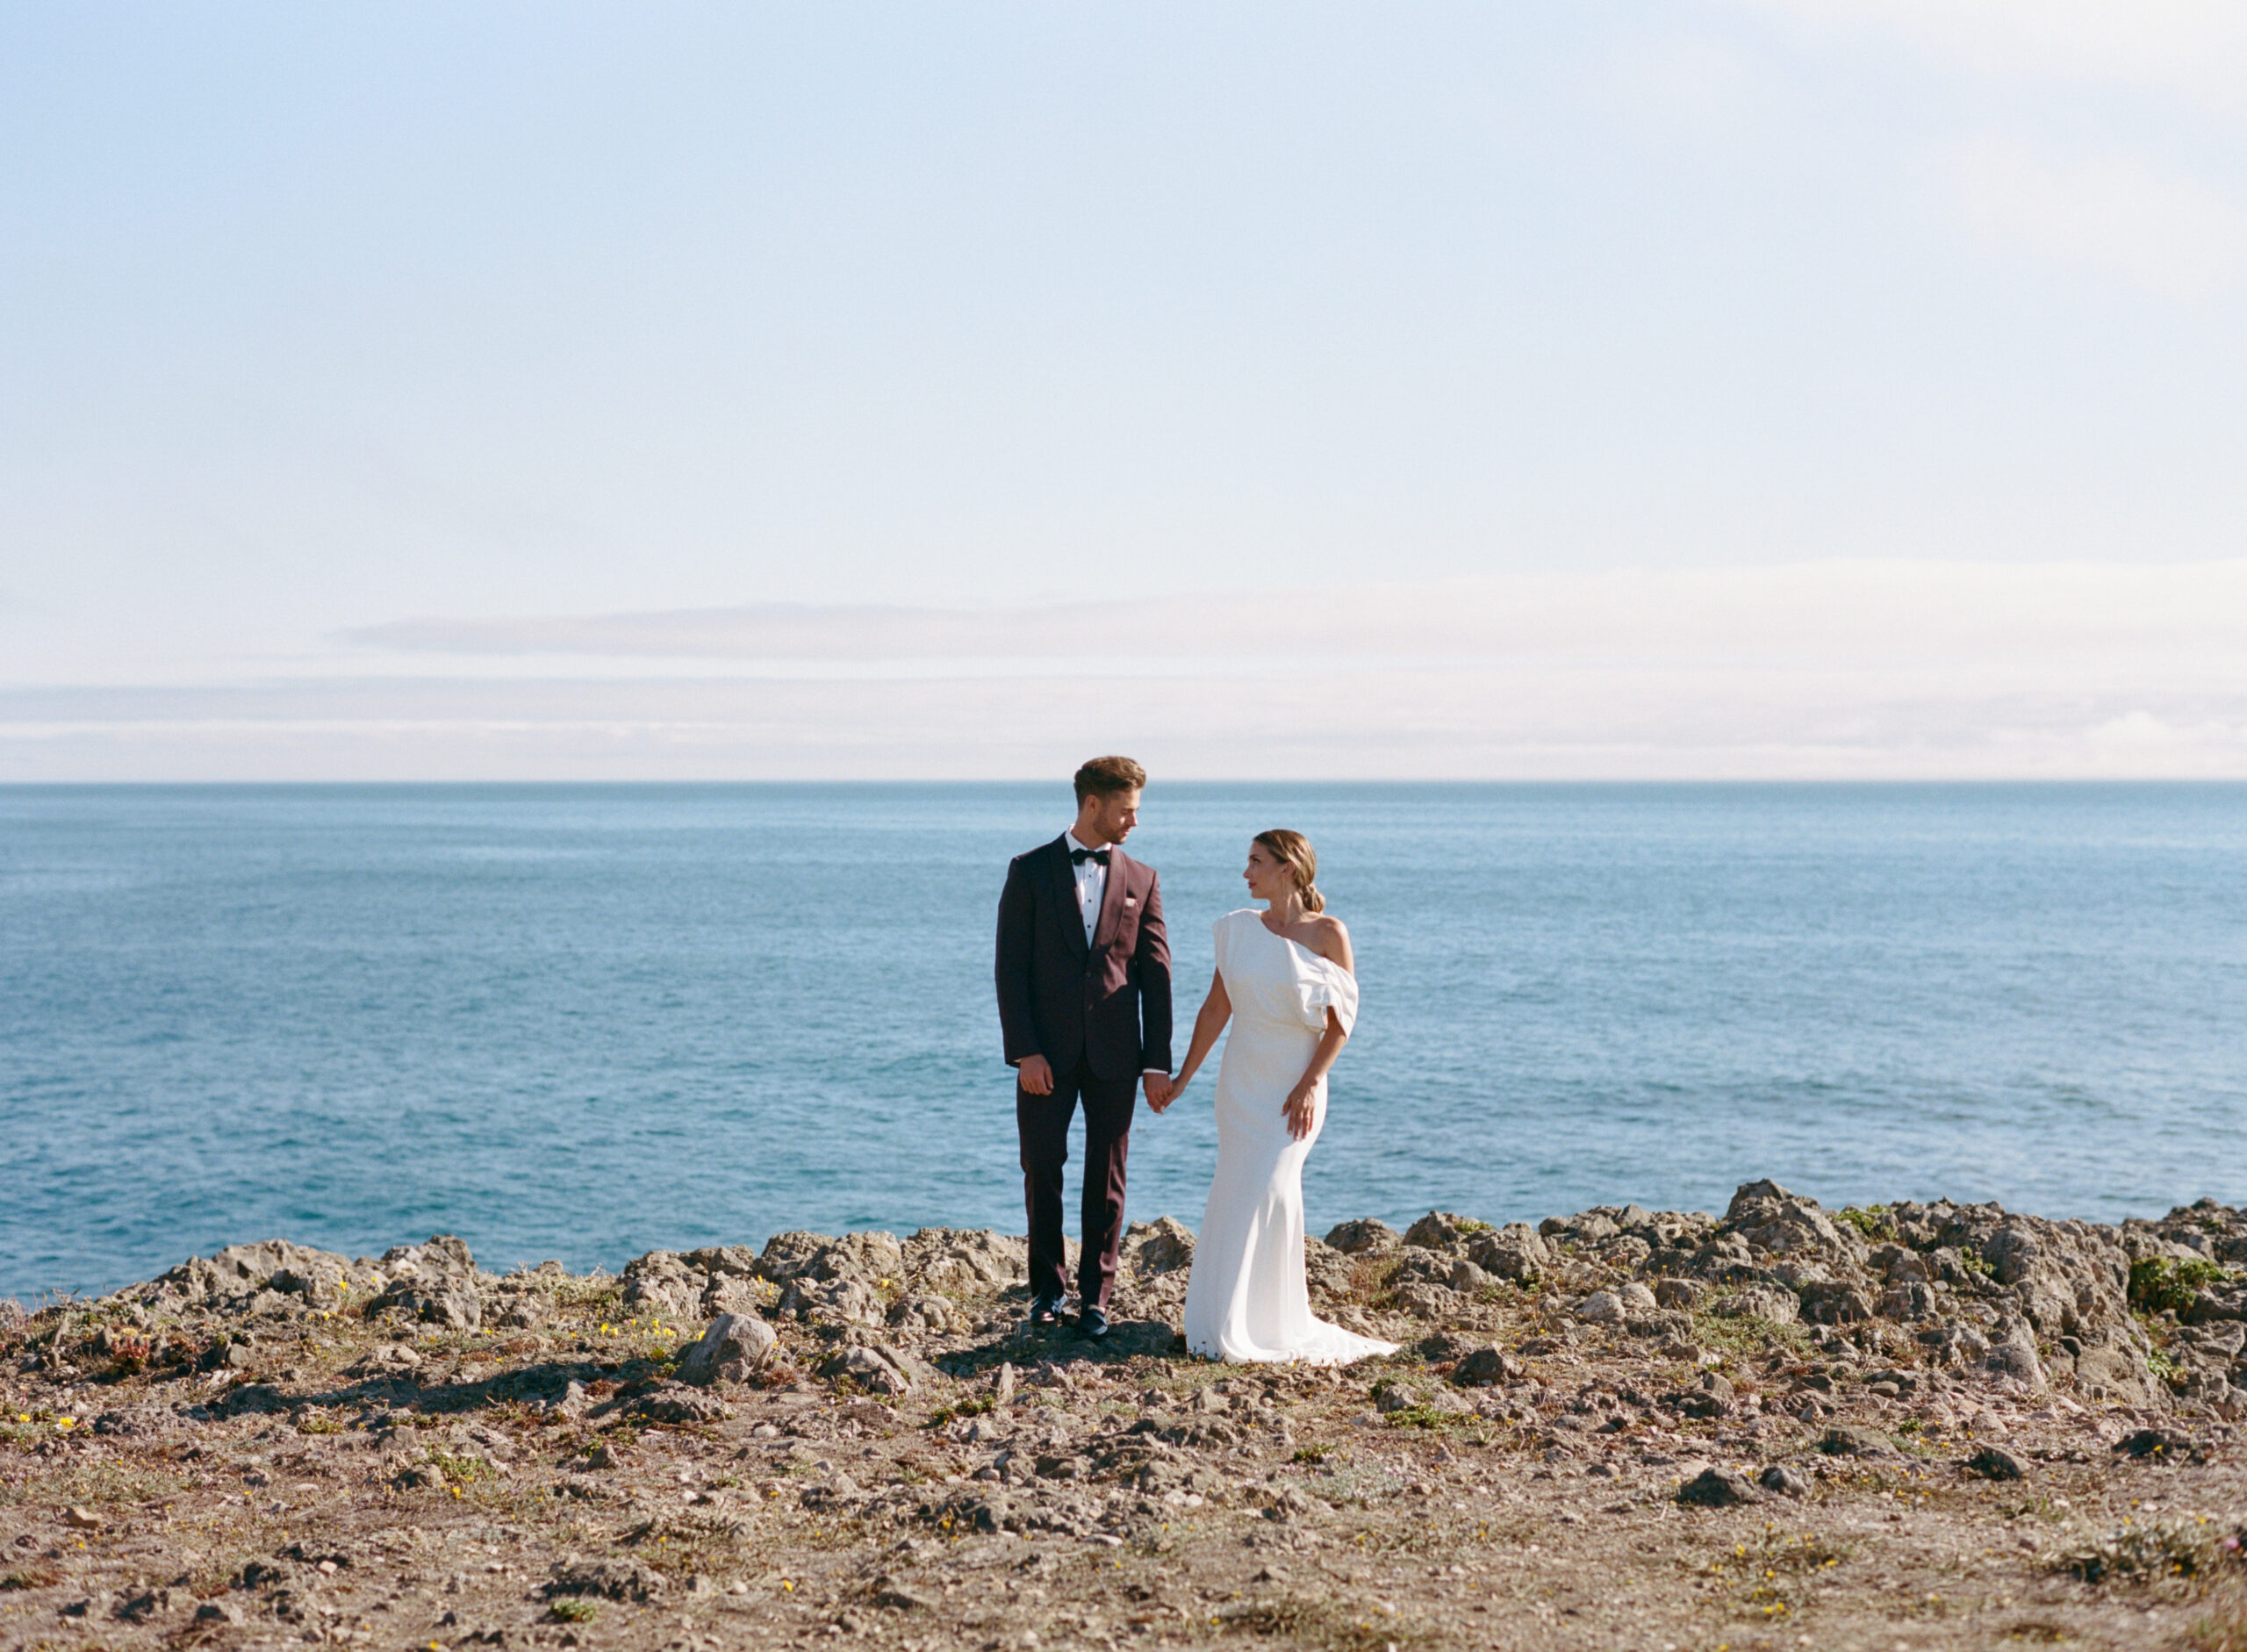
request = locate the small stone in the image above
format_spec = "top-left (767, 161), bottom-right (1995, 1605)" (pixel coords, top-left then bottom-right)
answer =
top-left (675, 1312), bottom-right (778, 1386)
top-left (1676, 1468), bottom-right (1762, 1507)
top-left (1817, 1424), bottom-right (1899, 1459)
top-left (1757, 1464), bottom-right (1810, 1498)
top-left (194, 1600), bottom-right (246, 1626)
top-left (1451, 1347), bottom-right (1524, 1389)
top-left (62, 1506), bottom-right (102, 1531)
top-left (1965, 1445), bottom-right (2028, 1482)
top-left (1576, 1291), bottom-right (1626, 1325)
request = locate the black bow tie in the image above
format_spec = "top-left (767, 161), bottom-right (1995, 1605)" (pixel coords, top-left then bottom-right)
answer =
top-left (1070, 846), bottom-right (1111, 867)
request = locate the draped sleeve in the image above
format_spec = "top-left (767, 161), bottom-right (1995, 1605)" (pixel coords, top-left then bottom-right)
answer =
top-left (1287, 944), bottom-right (1359, 1038)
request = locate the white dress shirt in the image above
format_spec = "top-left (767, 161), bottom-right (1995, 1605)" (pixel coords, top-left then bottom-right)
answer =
top-left (1066, 829), bottom-right (1108, 946)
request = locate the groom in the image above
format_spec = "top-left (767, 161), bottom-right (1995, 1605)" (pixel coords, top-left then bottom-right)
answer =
top-left (994, 756), bottom-right (1174, 1339)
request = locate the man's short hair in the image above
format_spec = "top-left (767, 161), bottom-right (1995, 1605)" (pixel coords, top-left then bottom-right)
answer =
top-left (1073, 755), bottom-right (1146, 803)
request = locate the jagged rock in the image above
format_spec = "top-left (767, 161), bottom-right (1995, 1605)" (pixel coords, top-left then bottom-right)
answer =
top-left (1713, 1285), bottom-right (1798, 1325)
top-left (344, 1342), bottom-right (422, 1378)
top-left (1797, 1280), bottom-right (1875, 1325)
top-left (1121, 1217), bottom-right (1196, 1275)
top-left (1576, 1290), bottom-right (1626, 1325)
top-left (1669, 1371), bottom-right (1735, 1419)
top-left (1985, 1320), bottom-right (2047, 1390)
top-left (1653, 1277), bottom-right (1702, 1309)
top-left (820, 1340), bottom-right (930, 1397)
top-left (621, 1251), bottom-right (706, 1319)
top-left (1303, 1238), bottom-right (1356, 1301)
top-left (153, 1239), bottom-right (357, 1311)
top-left (702, 1275), bottom-right (765, 1317)
top-left (1451, 1347), bottom-right (1525, 1388)
top-left (1677, 1468), bottom-right (1762, 1507)
top-left (366, 1238), bottom-right (481, 1330)
top-left (1464, 1224), bottom-right (1550, 1282)
top-left (682, 1245), bottom-right (759, 1279)
top-left (1758, 1464), bottom-right (1809, 1498)
top-left (902, 1228), bottom-right (1026, 1293)
top-left (1966, 1445), bottom-right (2028, 1481)
top-left (1325, 1218), bottom-right (1401, 1254)
top-left (1817, 1424), bottom-right (1900, 1459)
top-left (782, 1276), bottom-right (884, 1326)
top-left (887, 1291), bottom-right (960, 1332)
top-left (676, 1312), bottom-right (778, 1385)
top-left (633, 1383), bottom-right (734, 1425)
top-left (546, 1559), bottom-right (667, 1602)
top-left (2073, 1341), bottom-right (2163, 1407)
top-left (1403, 1212), bottom-right (1485, 1253)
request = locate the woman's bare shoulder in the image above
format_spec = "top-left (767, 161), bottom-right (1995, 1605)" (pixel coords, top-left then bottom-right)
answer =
top-left (1304, 913), bottom-right (1351, 962)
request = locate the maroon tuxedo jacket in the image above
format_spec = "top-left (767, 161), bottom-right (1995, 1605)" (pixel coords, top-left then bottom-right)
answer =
top-left (995, 836), bottom-right (1174, 1082)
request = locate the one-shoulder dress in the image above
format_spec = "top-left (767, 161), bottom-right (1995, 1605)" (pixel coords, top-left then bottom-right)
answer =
top-left (1180, 909), bottom-right (1398, 1365)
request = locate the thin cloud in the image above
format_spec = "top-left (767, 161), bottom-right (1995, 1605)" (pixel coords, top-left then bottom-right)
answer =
top-left (1949, 133), bottom-right (2247, 297)
top-left (339, 562), bottom-right (2247, 665)
top-left (1731, 0), bottom-right (2247, 109)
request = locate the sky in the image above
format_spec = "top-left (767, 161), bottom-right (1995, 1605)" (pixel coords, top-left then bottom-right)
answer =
top-left (3, 1), bottom-right (2244, 779)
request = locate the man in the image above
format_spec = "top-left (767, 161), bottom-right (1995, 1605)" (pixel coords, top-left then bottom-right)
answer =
top-left (994, 756), bottom-right (1174, 1339)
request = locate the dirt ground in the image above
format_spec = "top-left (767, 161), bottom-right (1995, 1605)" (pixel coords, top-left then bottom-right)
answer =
top-left (4, 1201), bottom-right (2245, 1652)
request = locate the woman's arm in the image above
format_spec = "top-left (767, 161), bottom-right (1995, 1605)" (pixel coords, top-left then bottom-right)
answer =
top-left (1151, 970), bottom-right (1230, 1111)
top-left (1282, 1009), bottom-right (1350, 1139)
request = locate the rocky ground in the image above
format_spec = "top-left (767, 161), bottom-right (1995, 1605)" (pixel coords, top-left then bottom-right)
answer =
top-left (5, 1181), bottom-right (2247, 1652)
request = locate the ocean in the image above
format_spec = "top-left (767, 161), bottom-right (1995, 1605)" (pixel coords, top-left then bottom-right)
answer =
top-left (4, 782), bottom-right (2243, 1301)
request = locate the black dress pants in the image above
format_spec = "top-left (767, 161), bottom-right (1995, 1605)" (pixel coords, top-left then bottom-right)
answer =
top-left (1016, 1056), bottom-right (1136, 1311)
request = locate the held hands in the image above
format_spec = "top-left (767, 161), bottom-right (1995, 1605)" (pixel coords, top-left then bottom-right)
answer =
top-left (1144, 1072), bottom-right (1177, 1112)
top-left (1282, 1079), bottom-right (1317, 1139)
top-left (1016, 1054), bottom-right (1055, 1096)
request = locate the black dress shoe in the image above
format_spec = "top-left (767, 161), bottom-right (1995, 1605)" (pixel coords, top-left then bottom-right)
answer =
top-left (1077, 1306), bottom-right (1110, 1340)
top-left (1027, 1295), bottom-right (1064, 1326)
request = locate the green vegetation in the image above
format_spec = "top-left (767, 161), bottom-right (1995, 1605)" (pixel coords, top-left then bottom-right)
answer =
top-left (2129, 1255), bottom-right (2240, 1318)
top-left (547, 1599), bottom-right (600, 1622)
top-left (2058, 1516), bottom-right (2240, 1584)
top-left (1834, 1206), bottom-right (1897, 1242)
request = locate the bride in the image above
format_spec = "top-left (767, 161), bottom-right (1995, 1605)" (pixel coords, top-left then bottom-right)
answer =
top-left (1152, 830), bottom-right (1397, 1365)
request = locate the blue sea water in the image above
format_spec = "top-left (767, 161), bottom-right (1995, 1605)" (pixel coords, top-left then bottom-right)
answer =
top-left (3, 782), bottom-right (2243, 1302)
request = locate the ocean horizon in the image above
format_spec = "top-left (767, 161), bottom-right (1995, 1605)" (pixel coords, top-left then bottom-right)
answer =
top-left (4, 779), bottom-right (2243, 1302)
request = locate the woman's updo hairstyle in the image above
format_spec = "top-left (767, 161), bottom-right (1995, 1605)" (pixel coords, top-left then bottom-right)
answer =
top-left (1253, 829), bottom-right (1324, 914)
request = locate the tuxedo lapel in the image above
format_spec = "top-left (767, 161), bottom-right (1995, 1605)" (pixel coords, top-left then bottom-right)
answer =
top-left (1094, 848), bottom-right (1134, 950)
top-left (1046, 837), bottom-right (1089, 956)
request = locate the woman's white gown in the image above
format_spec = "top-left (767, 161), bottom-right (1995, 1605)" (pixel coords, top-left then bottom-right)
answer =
top-left (1181, 910), bottom-right (1398, 1365)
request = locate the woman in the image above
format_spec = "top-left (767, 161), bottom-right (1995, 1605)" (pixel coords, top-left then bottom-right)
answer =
top-left (1152, 830), bottom-right (1397, 1365)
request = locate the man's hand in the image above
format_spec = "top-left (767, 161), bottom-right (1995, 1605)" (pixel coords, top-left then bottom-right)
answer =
top-left (1143, 1072), bottom-right (1174, 1111)
top-left (1017, 1054), bottom-right (1054, 1096)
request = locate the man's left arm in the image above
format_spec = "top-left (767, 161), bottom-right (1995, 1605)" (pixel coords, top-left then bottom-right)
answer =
top-left (1136, 870), bottom-right (1174, 1088)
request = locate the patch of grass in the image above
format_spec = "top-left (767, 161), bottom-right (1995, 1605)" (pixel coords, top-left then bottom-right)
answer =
top-left (2129, 1257), bottom-right (2241, 1318)
top-left (424, 1450), bottom-right (498, 1486)
top-left (2057, 1516), bottom-right (2236, 1584)
top-left (293, 1415), bottom-right (346, 1436)
top-left (1290, 1445), bottom-right (1332, 1465)
top-left (546, 1598), bottom-right (600, 1623)
top-left (1210, 1594), bottom-right (1428, 1650)
top-left (1957, 1246), bottom-right (1997, 1281)
top-left (1834, 1205), bottom-right (1897, 1242)
top-left (2, 1566), bottom-right (63, 1591)
top-left (1381, 1406), bottom-right (1469, 1432)
top-left (2185, 1580), bottom-right (2247, 1652)
top-left (923, 1397), bottom-right (994, 1429)
top-left (1690, 1296), bottom-right (1810, 1360)
top-left (0, 1459), bottom-right (181, 1508)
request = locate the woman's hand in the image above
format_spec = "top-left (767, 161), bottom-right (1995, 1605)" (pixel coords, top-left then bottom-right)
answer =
top-left (1282, 1078), bottom-right (1317, 1139)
